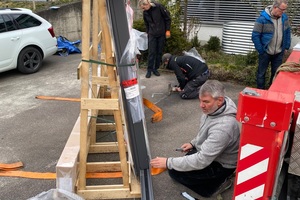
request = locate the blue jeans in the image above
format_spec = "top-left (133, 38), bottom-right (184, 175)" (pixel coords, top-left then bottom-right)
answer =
top-left (168, 149), bottom-right (235, 197)
top-left (257, 51), bottom-right (284, 89)
top-left (147, 35), bottom-right (165, 72)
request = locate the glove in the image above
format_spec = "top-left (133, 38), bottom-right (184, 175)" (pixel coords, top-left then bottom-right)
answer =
top-left (165, 30), bottom-right (171, 39)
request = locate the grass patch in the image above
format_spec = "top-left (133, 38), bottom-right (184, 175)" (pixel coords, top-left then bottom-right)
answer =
top-left (0, 0), bottom-right (80, 12)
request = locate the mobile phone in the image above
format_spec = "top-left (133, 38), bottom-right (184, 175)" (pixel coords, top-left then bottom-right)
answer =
top-left (175, 148), bottom-right (183, 151)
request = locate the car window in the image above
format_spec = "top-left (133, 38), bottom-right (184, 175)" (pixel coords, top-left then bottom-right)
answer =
top-left (11, 14), bottom-right (41, 29)
top-left (2, 14), bottom-right (17, 32)
top-left (0, 15), bottom-right (6, 33)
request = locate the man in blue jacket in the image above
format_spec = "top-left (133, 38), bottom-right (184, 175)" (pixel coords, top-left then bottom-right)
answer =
top-left (139, 0), bottom-right (171, 78)
top-left (252, 0), bottom-right (291, 89)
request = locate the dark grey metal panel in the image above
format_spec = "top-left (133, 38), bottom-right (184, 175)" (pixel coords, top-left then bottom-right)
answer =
top-left (106, 1), bottom-right (154, 199)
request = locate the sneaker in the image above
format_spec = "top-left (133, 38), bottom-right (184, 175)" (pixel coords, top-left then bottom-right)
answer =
top-left (212, 178), bottom-right (232, 197)
top-left (153, 70), bottom-right (160, 76)
top-left (145, 71), bottom-right (151, 78)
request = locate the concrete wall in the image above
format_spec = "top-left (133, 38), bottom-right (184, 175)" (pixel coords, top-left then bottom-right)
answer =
top-left (37, 1), bottom-right (141, 41)
top-left (38, 2), bottom-right (82, 41)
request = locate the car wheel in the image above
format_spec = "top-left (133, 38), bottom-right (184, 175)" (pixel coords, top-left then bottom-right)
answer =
top-left (17, 47), bottom-right (43, 74)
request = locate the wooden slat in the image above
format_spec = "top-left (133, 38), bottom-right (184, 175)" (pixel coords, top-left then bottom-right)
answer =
top-left (81, 98), bottom-right (119, 110)
top-left (92, 76), bottom-right (110, 85)
top-left (89, 143), bottom-right (119, 153)
top-left (96, 123), bottom-right (116, 131)
top-left (77, 186), bottom-right (140, 199)
top-left (98, 110), bottom-right (114, 116)
top-left (86, 161), bottom-right (122, 172)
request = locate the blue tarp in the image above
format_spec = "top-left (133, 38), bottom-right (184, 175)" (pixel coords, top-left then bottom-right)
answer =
top-left (56, 36), bottom-right (81, 56)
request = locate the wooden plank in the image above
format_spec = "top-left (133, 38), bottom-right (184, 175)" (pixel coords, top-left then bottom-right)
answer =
top-left (129, 174), bottom-right (141, 195)
top-left (81, 98), bottom-right (119, 110)
top-left (76, 171), bottom-right (141, 199)
top-left (56, 116), bottom-right (80, 192)
top-left (77, 187), bottom-right (141, 199)
top-left (98, 110), bottom-right (114, 116)
top-left (89, 143), bottom-right (119, 153)
top-left (92, 76), bottom-right (110, 85)
top-left (79, 0), bottom-right (91, 190)
top-left (96, 123), bottom-right (116, 131)
top-left (86, 161), bottom-right (122, 172)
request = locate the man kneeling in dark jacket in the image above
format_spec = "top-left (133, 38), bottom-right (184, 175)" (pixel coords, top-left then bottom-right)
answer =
top-left (162, 53), bottom-right (210, 99)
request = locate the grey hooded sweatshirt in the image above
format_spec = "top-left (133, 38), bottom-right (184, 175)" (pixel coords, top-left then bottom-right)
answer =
top-left (265, 5), bottom-right (283, 55)
top-left (167, 97), bottom-right (240, 171)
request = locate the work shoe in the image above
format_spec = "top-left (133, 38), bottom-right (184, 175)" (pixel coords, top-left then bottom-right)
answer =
top-left (145, 71), bottom-right (151, 78)
top-left (212, 178), bottom-right (233, 197)
top-left (153, 70), bottom-right (160, 76)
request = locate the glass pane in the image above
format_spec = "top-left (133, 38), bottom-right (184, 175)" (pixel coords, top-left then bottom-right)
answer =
top-left (11, 14), bottom-right (41, 29)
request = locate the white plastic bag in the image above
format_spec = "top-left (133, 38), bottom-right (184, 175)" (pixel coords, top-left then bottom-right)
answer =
top-left (27, 189), bottom-right (84, 200)
top-left (183, 47), bottom-right (205, 63)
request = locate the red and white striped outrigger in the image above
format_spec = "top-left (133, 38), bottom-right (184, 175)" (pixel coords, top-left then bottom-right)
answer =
top-left (233, 49), bottom-right (300, 200)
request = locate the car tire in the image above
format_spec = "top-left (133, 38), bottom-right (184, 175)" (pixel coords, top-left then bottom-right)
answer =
top-left (17, 47), bottom-right (43, 74)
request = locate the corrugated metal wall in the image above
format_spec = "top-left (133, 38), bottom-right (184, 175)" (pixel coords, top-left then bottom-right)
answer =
top-left (222, 21), bottom-right (255, 55)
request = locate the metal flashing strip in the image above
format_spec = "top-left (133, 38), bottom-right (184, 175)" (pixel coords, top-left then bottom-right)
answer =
top-left (106, 1), bottom-right (154, 199)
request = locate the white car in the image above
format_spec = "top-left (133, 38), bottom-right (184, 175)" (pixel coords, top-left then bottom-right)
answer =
top-left (0, 8), bottom-right (57, 74)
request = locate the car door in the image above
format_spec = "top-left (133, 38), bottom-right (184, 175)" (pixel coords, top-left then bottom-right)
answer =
top-left (0, 14), bottom-right (22, 72)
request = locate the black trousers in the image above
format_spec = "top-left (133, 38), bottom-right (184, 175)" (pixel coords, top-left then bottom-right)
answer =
top-left (179, 70), bottom-right (210, 99)
top-left (168, 149), bottom-right (235, 197)
top-left (147, 34), bottom-right (165, 72)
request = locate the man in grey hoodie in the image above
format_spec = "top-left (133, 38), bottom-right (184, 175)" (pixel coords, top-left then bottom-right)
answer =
top-left (150, 80), bottom-right (240, 197)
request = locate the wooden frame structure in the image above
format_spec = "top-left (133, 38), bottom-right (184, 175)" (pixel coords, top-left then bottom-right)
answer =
top-left (74, 0), bottom-right (140, 199)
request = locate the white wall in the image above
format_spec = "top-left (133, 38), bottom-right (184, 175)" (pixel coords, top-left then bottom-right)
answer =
top-left (195, 25), bottom-right (223, 45)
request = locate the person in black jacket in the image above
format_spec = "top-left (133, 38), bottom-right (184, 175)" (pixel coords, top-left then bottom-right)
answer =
top-left (162, 53), bottom-right (210, 99)
top-left (139, 0), bottom-right (171, 78)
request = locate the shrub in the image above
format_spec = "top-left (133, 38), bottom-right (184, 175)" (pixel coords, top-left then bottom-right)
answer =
top-left (245, 51), bottom-right (258, 66)
top-left (165, 27), bottom-right (191, 55)
top-left (204, 36), bottom-right (221, 52)
top-left (190, 36), bottom-right (201, 48)
top-left (133, 19), bottom-right (146, 32)
top-left (133, 19), bottom-right (191, 64)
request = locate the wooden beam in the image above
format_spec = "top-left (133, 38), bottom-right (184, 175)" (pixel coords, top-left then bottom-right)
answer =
top-left (98, 110), bottom-right (114, 116)
top-left (91, 76), bottom-right (110, 85)
top-left (81, 98), bottom-right (119, 110)
top-left (77, 187), bottom-right (141, 199)
top-left (89, 143), bottom-right (119, 153)
top-left (86, 161), bottom-right (122, 172)
top-left (96, 123), bottom-right (116, 131)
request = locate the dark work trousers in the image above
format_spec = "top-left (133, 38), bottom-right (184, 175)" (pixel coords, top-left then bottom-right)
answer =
top-left (256, 51), bottom-right (284, 89)
top-left (179, 70), bottom-right (210, 99)
top-left (168, 149), bottom-right (235, 197)
top-left (147, 34), bottom-right (165, 72)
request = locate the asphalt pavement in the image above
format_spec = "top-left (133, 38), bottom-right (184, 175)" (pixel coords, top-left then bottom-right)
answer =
top-left (0, 53), bottom-right (246, 200)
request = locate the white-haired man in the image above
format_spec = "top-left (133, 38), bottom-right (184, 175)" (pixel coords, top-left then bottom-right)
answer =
top-left (139, 0), bottom-right (171, 78)
top-left (150, 80), bottom-right (240, 197)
